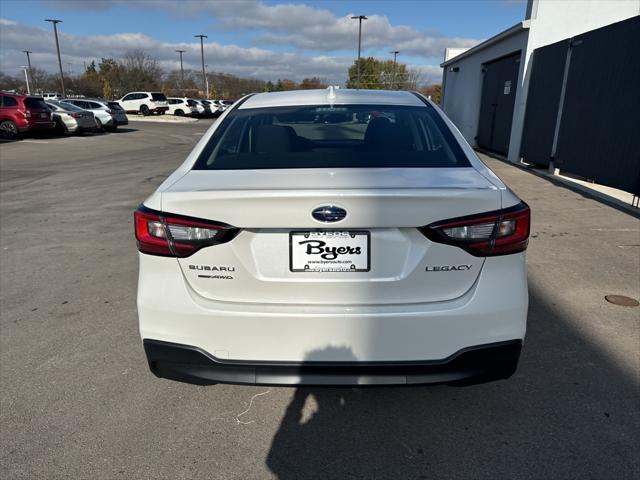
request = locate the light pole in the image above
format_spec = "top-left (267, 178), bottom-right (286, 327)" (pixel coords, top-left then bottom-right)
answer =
top-left (204, 64), bottom-right (210, 99)
top-left (194, 34), bottom-right (208, 97)
top-left (22, 50), bottom-right (35, 92)
top-left (351, 15), bottom-right (367, 88)
top-left (21, 66), bottom-right (31, 94)
top-left (390, 50), bottom-right (399, 89)
top-left (175, 49), bottom-right (186, 94)
top-left (45, 19), bottom-right (65, 98)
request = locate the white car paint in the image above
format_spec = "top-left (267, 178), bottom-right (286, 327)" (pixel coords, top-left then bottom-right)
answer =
top-left (118, 92), bottom-right (169, 115)
top-left (136, 88), bottom-right (530, 386)
top-left (166, 98), bottom-right (198, 116)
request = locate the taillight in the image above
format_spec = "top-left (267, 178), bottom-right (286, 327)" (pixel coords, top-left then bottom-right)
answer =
top-left (134, 206), bottom-right (240, 257)
top-left (70, 112), bottom-right (81, 118)
top-left (105, 109), bottom-right (112, 114)
top-left (420, 202), bottom-right (530, 257)
top-left (24, 110), bottom-right (32, 119)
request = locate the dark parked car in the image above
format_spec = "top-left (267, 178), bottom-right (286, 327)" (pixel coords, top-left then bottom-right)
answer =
top-left (0, 92), bottom-right (55, 139)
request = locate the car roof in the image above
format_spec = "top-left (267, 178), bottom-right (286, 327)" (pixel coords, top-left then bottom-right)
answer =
top-left (240, 88), bottom-right (425, 109)
top-left (66, 98), bottom-right (108, 103)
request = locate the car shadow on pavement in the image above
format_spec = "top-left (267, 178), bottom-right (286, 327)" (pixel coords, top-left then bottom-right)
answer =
top-left (265, 283), bottom-right (639, 480)
top-left (106, 128), bottom-right (139, 134)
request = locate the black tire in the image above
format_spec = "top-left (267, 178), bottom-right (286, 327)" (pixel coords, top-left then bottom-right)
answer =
top-left (174, 109), bottom-right (184, 116)
top-left (0, 119), bottom-right (18, 140)
top-left (54, 119), bottom-right (67, 135)
top-left (108, 125), bottom-right (118, 132)
top-left (140, 105), bottom-right (150, 116)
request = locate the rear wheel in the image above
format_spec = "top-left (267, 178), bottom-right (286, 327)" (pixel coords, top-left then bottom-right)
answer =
top-left (140, 105), bottom-right (150, 116)
top-left (54, 119), bottom-right (66, 135)
top-left (108, 124), bottom-right (118, 132)
top-left (0, 119), bottom-right (18, 139)
top-left (174, 109), bottom-right (184, 116)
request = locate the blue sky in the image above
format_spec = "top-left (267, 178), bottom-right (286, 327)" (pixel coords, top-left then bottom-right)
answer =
top-left (0, 0), bottom-right (526, 83)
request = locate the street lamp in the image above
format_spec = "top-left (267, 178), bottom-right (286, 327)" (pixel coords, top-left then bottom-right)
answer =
top-left (22, 50), bottom-right (35, 92)
top-left (175, 49), bottom-right (186, 94)
top-left (21, 66), bottom-right (31, 94)
top-left (45, 19), bottom-right (65, 98)
top-left (351, 15), bottom-right (367, 88)
top-left (390, 50), bottom-right (399, 89)
top-left (204, 64), bottom-right (210, 99)
top-left (194, 34), bottom-right (208, 97)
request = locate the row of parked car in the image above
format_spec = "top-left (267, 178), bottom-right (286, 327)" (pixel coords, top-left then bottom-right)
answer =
top-left (44, 91), bottom-right (232, 118)
top-left (117, 92), bottom-right (232, 118)
top-left (0, 91), bottom-right (128, 139)
top-left (0, 90), bottom-right (233, 139)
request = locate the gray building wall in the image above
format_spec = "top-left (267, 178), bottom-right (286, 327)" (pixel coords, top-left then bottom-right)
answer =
top-left (440, 28), bottom-right (528, 154)
top-left (441, 0), bottom-right (640, 163)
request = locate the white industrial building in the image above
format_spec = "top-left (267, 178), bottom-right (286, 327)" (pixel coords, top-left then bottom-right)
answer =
top-left (440, 0), bottom-right (640, 163)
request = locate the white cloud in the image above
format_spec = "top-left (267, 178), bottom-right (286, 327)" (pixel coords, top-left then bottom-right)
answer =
top-left (44, 0), bottom-right (480, 58)
top-left (0, 19), bottom-right (355, 82)
top-left (0, 0), bottom-right (464, 84)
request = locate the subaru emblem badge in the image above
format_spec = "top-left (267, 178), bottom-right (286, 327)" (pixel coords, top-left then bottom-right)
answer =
top-left (312, 205), bottom-right (347, 223)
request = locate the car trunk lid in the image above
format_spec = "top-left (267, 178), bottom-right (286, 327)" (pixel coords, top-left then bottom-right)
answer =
top-left (162, 168), bottom-right (500, 305)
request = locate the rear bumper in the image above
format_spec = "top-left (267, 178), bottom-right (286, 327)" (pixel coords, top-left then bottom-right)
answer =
top-left (26, 121), bottom-right (55, 131)
top-left (143, 339), bottom-right (522, 386)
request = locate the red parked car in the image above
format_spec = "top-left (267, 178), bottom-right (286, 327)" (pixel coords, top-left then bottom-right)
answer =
top-left (0, 92), bottom-right (55, 139)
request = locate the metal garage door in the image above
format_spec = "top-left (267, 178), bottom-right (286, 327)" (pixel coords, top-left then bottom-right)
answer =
top-left (555, 16), bottom-right (640, 195)
top-left (476, 52), bottom-right (521, 156)
top-left (519, 40), bottom-right (570, 166)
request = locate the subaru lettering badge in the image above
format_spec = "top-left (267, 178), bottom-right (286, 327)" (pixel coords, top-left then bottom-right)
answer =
top-left (312, 205), bottom-right (347, 223)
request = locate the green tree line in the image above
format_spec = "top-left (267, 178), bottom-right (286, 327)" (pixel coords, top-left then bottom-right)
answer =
top-left (0, 50), bottom-right (441, 103)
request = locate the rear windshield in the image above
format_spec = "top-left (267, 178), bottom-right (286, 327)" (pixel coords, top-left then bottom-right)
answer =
top-left (193, 104), bottom-right (470, 170)
top-left (24, 98), bottom-right (49, 110)
top-left (107, 102), bottom-right (123, 110)
top-left (151, 93), bottom-right (167, 101)
top-left (187, 99), bottom-right (198, 107)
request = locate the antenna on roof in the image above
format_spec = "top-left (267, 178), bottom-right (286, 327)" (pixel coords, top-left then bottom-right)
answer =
top-left (326, 85), bottom-right (337, 106)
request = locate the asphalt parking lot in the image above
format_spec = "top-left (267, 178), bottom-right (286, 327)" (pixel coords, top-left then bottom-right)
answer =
top-left (1, 120), bottom-right (638, 480)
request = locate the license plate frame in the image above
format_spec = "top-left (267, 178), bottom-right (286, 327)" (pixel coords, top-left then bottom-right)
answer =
top-left (289, 230), bottom-right (370, 273)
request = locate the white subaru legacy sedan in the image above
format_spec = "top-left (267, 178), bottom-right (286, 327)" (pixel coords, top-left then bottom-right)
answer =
top-left (135, 88), bottom-right (530, 386)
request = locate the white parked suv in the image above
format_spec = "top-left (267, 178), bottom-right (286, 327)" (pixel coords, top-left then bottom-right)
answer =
top-left (135, 88), bottom-right (530, 386)
top-left (118, 92), bottom-right (169, 116)
top-left (166, 98), bottom-right (199, 116)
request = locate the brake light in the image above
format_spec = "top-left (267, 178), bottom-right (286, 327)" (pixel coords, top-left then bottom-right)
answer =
top-left (105, 109), bottom-right (112, 114)
top-left (420, 202), bottom-right (530, 256)
top-left (24, 110), bottom-right (31, 119)
top-left (70, 112), bottom-right (81, 118)
top-left (134, 206), bottom-right (240, 257)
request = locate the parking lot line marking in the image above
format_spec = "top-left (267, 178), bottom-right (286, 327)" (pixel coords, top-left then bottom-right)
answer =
top-left (22, 140), bottom-right (51, 144)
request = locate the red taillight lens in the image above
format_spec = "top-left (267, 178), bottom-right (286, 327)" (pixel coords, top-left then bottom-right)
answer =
top-left (70, 112), bottom-right (81, 118)
top-left (105, 109), bottom-right (112, 114)
top-left (134, 206), bottom-right (240, 257)
top-left (420, 202), bottom-right (530, 257)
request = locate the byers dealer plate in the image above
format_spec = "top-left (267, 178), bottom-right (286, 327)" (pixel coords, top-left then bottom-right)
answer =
top-left (289, 231), bottom-right (370, 272)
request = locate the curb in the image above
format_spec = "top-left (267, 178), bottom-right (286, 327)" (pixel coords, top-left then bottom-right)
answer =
top-left (127, 116), bottom-right (199, 124)
top-left (477, 151), bottom-right (640, 220)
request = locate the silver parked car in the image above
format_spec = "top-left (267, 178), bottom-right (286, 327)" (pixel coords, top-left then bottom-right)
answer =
top-left (61, 98), bottom-right (128, 132)
top-left (45, 100), bottom-right (96, 134)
